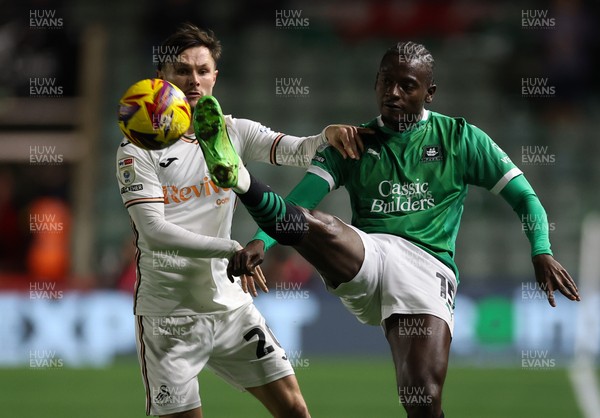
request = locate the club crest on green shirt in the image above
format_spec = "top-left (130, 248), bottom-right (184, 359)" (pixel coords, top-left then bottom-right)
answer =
top-left (420, 145), bottom-right (444, 163)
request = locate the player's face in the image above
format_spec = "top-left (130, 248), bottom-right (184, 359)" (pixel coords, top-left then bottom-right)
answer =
top-left (157, 45), bottom-right (218, 109)
top-left (375, 57), bottom-right (436, 131)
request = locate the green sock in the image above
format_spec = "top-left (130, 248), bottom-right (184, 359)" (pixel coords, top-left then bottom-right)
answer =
top-left (237, 174), bottom-right (307, 245)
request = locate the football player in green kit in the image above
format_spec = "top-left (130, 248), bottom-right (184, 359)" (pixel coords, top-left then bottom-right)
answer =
top-left (194, 42), bottom-right (580, 418)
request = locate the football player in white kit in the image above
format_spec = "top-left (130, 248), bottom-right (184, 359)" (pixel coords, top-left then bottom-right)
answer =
top-left (115, 24), bottom-right (361, 418)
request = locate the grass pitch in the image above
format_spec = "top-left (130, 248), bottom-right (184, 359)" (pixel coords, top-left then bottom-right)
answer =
top-left (0, 357), bottom-right (582, 417)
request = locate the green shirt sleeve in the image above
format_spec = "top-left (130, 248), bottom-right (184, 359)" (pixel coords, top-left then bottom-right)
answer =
top-left (306, 144), bottom-right (352, 190)
top-left (462, 122), bottom-right (522, 194)
top-left (249, 172), bottom-right (331, 250)
top-left (500, 174), bottom-right (553, 257)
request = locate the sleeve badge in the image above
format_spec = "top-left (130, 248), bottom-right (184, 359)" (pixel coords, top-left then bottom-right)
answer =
top-left (118, 157), bottom-right (136, 185)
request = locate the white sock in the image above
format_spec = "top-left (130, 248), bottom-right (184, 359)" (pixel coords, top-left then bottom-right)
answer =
top-left (233, 164), bottom-right (250, 194)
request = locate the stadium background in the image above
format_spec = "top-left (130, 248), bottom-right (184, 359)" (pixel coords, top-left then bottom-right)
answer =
top-left (1, 0), bottom-right (599, 416)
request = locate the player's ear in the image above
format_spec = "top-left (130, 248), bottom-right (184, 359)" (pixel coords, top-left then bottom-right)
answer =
top-left (425, 83), bottom-right (437, 103)
top-left (374, 71), bottom-right (380, 90)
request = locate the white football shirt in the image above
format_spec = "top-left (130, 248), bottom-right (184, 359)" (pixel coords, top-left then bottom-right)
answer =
top-left (116, 116), bottom-right (326, 315)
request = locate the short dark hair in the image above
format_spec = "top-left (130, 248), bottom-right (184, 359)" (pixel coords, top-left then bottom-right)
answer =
top-left (156, 23), bottom-right (222, 70)
top-left (380, 41), bottom-right (435, 85)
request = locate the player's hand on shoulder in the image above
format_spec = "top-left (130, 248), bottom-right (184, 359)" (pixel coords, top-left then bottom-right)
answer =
top-left (227, 240), bottom-right (268, 297)
top-left (532, 254), bottom-right (580, 307)
top-left (325, 124), bottom-right (373, 160)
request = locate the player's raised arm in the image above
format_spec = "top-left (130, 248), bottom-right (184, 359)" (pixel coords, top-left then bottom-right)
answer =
top-left (232, 117), bottom-right (324, 167)
top-left (234, 118), bottom-right (371, 167)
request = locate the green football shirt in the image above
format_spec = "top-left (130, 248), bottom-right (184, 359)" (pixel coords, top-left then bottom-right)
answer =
top-left (307, 111), bottom-right (523, 277)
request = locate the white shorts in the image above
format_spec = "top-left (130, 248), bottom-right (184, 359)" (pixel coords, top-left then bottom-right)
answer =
top-left (324, 225), bottom-right (458, 335)
top-left (135, 302), bottom-right (293, 416)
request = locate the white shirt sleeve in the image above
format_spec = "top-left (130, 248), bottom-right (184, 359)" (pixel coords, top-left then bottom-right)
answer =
top-left (116, 139), bottom-right (240, 259)
top-left (229, 117), bottom-right (327, 167)
top-left (116, 139), bottom-right (164, 208)
top-left (128, 202), bottom-right (241, 259)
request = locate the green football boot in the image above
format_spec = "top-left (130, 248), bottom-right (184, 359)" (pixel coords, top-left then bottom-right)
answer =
top-left (193, 95), bottom-right (239, 188)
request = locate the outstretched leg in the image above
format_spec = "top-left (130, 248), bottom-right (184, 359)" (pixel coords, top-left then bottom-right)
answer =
top-left (237, 171), bottom-right (364, 286)
top-left (193, 96), bottom-right (365, 285)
